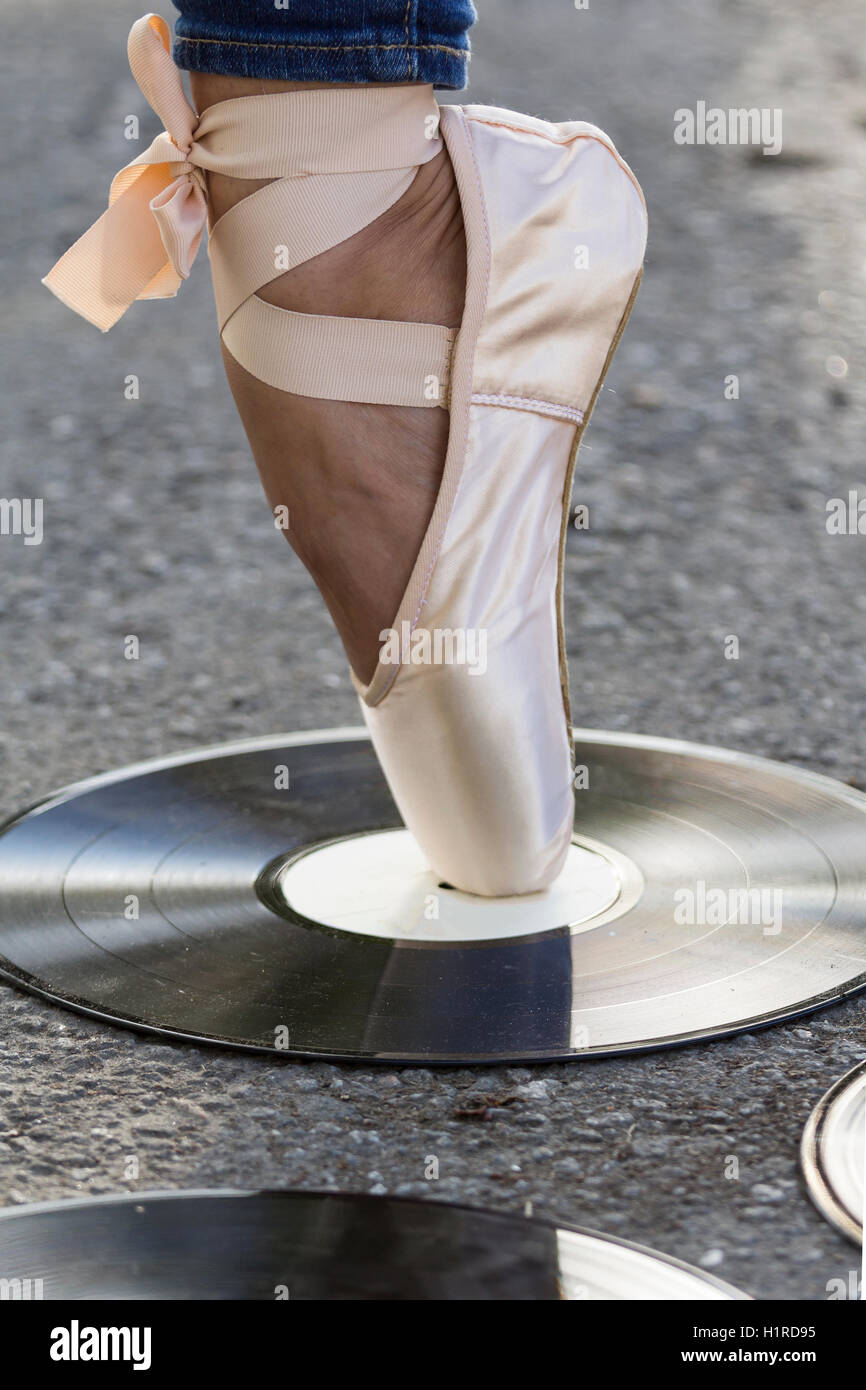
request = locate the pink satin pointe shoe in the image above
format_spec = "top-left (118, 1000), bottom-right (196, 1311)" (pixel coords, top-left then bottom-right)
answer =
top-left (44, 12), bottom-right (647, 899)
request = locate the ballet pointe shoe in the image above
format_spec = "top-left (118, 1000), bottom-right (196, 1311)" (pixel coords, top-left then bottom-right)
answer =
top-left (43, 12), bottom-right (647, 899)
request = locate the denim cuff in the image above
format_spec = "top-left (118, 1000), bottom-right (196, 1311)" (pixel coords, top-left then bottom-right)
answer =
top-left (171, 2), bottom-right (475, 90)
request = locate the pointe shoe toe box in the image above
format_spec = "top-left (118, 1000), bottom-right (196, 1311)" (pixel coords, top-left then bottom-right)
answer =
top-left (360, 106), bottom-right (647, 899)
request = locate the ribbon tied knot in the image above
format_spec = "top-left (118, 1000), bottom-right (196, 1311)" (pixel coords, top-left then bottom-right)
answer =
top-left (43, 13), bottom-right (209, 331)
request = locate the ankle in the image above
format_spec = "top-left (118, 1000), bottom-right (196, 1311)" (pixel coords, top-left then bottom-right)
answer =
top-left (190, 76), bottom-right (466, 685)
top-left (190, 72), bottom-right (375, 111)
top-left (193, 78), bottom-right (465, 332)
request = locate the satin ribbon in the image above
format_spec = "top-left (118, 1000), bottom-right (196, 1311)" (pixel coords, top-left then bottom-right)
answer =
top-left (43, 13), bottom-right (207, 331)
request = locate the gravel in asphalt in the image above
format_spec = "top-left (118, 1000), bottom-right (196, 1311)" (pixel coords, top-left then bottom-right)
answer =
top-left (0, 0), bottom-right (864, 1298)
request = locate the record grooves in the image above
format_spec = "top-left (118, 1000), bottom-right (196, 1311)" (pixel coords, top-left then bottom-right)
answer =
top-left (0, 1190), bottom-right (751, 1300)
top-left (0, 728), bottom-right (864, 1063)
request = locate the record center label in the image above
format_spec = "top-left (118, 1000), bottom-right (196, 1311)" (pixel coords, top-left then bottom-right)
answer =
top-left (274, 828), bottom-right (629, 942)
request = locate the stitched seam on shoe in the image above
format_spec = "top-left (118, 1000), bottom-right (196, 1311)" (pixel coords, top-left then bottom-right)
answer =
top-left (407, 111), bottom-right (491, 632)
top-left (372, 109), bottom-right (491, 706)
top-left (175, 37), bottom-right (468, 58)
top-left (470, 392), bottom-right (585, 424)
top-left (465, 117), bottom-right (644, 204)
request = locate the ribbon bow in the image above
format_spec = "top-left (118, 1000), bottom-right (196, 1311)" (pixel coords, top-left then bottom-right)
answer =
top-left (43, 14), bottom-right (208, 331)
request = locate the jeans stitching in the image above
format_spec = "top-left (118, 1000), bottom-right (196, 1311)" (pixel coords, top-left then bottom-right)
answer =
top-left (175, 37), bottom-right (467, 59)
top-left (403, 0), bottom-right (412, 79)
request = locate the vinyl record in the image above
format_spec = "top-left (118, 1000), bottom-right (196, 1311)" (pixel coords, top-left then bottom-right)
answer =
top-left (0, 728), bottom-right (864, 1063)
top-left (801, 1061), bottom-right (865, 1244)
top-left (0, 1189), bottom-right (749, 1300)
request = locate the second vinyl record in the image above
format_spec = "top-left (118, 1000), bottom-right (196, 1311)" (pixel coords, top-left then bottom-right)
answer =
top-left (801, 1061), bottom-right (865, 1244)
top-left (0, 1190), bottom-right (749, 1300)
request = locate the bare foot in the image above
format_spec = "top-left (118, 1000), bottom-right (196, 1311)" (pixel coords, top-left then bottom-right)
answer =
top-left (191, 73), bottom-right (466, 684)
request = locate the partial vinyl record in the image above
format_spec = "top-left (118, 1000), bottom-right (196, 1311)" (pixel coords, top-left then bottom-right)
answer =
top-left (0, 728), bottom-right (864, 1063)
top-left (801, 1061), bottom-right (865, 1245)
top-left (0, 1190), bottom-right (749, 1300)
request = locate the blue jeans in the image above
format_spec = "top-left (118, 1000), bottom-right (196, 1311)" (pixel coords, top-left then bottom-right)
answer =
top-left (171, 2), bottom-right (476, 88)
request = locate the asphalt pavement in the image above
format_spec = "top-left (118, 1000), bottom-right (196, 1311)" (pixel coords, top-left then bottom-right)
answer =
top-left (0, 0), bottom-right (864, 1299)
